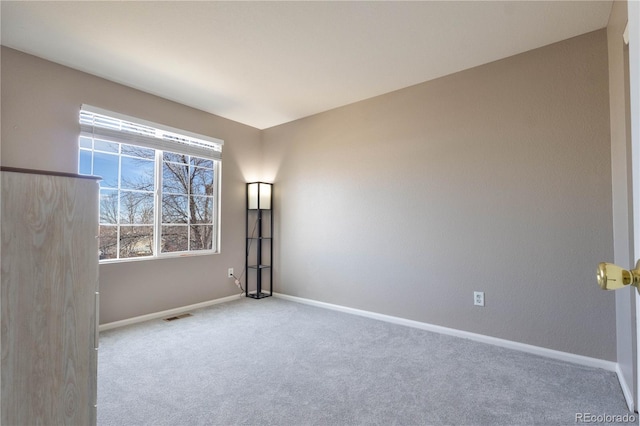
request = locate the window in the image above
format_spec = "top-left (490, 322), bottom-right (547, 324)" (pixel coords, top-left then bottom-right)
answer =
top-left (78, 105), bottom-right (223, 261)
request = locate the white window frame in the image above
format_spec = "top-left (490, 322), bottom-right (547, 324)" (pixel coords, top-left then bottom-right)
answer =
top-left (79, 105), bottom-right (223, 263)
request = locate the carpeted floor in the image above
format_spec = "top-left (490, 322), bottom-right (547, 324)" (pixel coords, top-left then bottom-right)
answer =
top-left (97, 297), bottom-right (634, 425)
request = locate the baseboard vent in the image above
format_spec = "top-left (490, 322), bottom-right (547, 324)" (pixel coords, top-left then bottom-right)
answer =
top-left (163, 313), bottom-right (193, 322)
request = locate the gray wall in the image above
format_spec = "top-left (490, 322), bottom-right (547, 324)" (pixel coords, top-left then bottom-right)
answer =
top-left (263, 30), bottom-right (616, 360)
top-left (607, 0), bottom-right (636, 403)
top-left (1, 47), bottom-right (261, 324)
top-left (1, 29), bottom-right (618, 361)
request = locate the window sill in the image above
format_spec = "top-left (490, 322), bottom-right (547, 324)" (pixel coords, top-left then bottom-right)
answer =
top-left (99, 250), bottom-right (219, 265)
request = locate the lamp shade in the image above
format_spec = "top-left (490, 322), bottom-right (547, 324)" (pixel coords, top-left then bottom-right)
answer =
top-left (248, 182), bottom-right (272, 210)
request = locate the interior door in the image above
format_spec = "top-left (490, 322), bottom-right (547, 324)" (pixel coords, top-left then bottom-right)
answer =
top-left (598, 2), bottom-right (639, 412)
top-left (629, 0), bottom-right (640, 412)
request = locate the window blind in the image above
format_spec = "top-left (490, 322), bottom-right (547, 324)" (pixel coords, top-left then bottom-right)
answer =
top-left (80, 105), bottom-right (223, 160)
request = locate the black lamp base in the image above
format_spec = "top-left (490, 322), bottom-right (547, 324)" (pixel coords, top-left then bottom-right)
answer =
top-left (247, 292), bottom-right (272, 299)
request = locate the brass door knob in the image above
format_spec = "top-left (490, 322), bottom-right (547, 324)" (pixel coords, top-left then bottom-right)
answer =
top-left (597, 261), bottom-right (640, 290)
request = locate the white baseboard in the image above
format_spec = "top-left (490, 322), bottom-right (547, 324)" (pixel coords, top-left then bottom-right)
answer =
top-left (99, 293), bottom-right (244, 331)
top-left (273, 292), bottom-right (618, 373)
top-left (616, 363), bottom-right (636, 412)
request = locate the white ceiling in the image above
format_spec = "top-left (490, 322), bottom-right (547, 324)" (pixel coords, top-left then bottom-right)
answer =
top-left (1, 1), bottom-right (613, 130)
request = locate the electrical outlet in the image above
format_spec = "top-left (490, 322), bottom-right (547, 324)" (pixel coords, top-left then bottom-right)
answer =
top-left (474, 291), bottom-right (485, 307)
top-left (228, 268), bottom-right (234, 278)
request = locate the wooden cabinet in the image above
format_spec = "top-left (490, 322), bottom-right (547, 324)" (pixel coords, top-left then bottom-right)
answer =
top-left (1, 168), bottom-right (100, 425)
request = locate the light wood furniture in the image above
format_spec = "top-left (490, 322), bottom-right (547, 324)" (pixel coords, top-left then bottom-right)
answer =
top-left (1, 167), bottom-right (100, 425)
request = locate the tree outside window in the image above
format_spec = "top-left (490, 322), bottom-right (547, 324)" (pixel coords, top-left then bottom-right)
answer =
top-left (80, 138), bottom-right (217, 260)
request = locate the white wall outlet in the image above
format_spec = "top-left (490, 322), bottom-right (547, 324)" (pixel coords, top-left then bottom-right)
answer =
top-left (474, 291), bottom-right (485, 307)
top-left (228, 268), bottom-right (234, 278)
